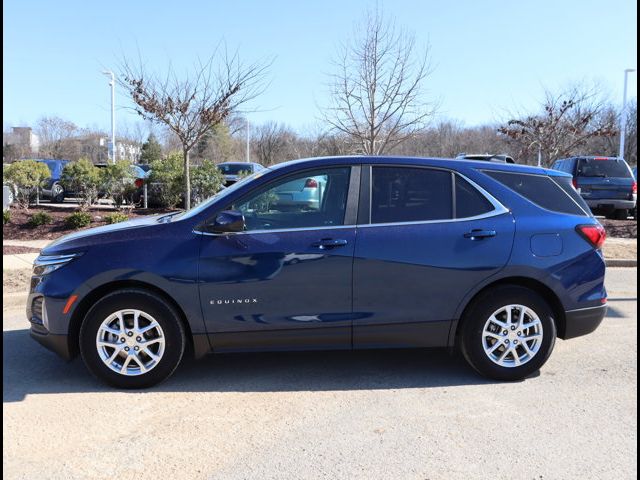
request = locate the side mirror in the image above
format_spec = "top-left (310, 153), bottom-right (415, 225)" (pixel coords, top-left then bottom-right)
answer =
top-left (209, 210), bottom-right (245, 234)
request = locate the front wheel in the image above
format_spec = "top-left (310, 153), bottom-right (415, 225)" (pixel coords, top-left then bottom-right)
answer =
top-left (460, 286), bottom-right (557, 381)
top-left (51, 183), bottom-right (65, 203)
top-left (79, 289), bottom-right (186, 389)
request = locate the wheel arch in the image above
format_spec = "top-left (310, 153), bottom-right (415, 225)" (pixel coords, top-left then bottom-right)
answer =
top-left (449, 276), bottom-right (567, 347)
top-left (67, 279), bottom-right (209, 359)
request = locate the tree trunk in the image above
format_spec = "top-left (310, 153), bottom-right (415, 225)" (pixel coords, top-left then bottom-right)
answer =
top-left (183, 148), bottom-right (191, 210)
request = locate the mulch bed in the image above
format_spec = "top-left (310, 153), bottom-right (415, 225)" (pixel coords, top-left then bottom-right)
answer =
top-left (600, 219), bottom-right (637, 239)
top-left (3, 205), bottom-right (178, 241)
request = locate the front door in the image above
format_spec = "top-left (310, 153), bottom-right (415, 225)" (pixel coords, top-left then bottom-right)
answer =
top-left (199, 166), bottom-right (358, 352)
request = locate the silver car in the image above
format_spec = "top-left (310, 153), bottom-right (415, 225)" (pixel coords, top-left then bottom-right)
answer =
top-left (218, 162), bottom-right (265, 186)
top-left (272, 175), bottom-right (327, 210)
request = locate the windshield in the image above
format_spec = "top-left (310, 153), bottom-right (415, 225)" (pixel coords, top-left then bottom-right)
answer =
top-left (37, 160), bottom-right (57, 175)
top-left (173, 169), bottom-right (269, 221)
top-left (577, 159), bottom-right (632, 178)
top-left (218, 163), bottom-right (253, 175)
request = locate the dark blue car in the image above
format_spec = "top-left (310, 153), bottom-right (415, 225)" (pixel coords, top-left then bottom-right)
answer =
top-left (27, 156), bottom-right (608, 388)
top-left (35, 159), bottom-right (69, 202)
top-left (551, 156), bottom-right (637, 219)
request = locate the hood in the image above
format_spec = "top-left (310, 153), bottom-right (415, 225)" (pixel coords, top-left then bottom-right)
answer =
top-left (44, 214), bottom-right (170, 253)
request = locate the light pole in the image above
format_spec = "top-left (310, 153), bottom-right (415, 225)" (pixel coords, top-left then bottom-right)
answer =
top-left (102, 70), bottom-right (116, 163)
top-left (619, 68), bottom-right (636, 159)
top-left (245, 117), bottom-right (250, 163)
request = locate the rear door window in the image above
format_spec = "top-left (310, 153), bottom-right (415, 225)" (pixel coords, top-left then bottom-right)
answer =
top-left (371, 167), bottom-right (452, 223)
top-left (455, 176), bottom-right (495, 218)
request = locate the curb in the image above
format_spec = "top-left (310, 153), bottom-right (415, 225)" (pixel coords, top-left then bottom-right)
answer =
top-left (606, 259), bottom-right (638, 268)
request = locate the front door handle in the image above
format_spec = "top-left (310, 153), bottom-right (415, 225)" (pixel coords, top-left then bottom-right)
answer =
top-left (464, 229), bottom-right (497, 240)
top-left (312, 238), bottom-right (348, 250)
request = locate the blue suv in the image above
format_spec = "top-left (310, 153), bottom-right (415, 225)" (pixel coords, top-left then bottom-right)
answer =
top-left (551, 156), bottom-right (637, 219)
top-left (35, 159), bottom-right (70, 203)
top-left (27, 156), bottom-right (608, 388)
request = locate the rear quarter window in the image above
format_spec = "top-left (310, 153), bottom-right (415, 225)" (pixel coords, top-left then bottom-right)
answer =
top-left (484, 170), bottom-right (589, 216)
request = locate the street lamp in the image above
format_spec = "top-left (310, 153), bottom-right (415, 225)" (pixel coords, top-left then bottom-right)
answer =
top-left (619, 68), bottom-right (636, 159)
top-left (245, 117), bottom-right (250, 163)
top-left (102, 70), bottom-right (116, 163)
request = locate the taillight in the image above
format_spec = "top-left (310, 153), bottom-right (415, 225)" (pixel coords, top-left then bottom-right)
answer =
top-left (632, 181), bottom-right (637, 194)
top-left (135, 178), bottom-right (144, 188)
top-left (572, 177), bottom-right (578, 189)
top-left (576, 224), bottom-right (606, 249)
top-left (304, 178), bottom-right (318, 189)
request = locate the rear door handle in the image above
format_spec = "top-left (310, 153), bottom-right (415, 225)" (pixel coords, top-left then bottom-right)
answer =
top-left (464, 229), bottom-right (497, 240)
top-left (312, 238), bottom-right (348, 250)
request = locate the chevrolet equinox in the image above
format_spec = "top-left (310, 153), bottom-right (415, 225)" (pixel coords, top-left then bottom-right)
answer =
top-left (28, 156), bottom-right (608, 388)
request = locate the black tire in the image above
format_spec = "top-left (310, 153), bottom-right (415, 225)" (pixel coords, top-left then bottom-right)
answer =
top-left (79, 289), bottom-right (186, 389)
top-left (460, 285), bottom-right (557, 381)
top-left (51, 183), bottom-right (65, 203)
top-left (614, 209), bottom-right (629, 220)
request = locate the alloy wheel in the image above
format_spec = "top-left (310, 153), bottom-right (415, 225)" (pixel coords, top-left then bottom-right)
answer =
top-left (481, 304), bottom-right (543, 368)
top-left (95, 309), bottom-right (165, 376)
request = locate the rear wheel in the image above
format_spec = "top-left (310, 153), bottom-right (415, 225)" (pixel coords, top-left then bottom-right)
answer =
top-left (614, 209), bottom-right (629, 220)
top-left (79, 289), bottom-right (186, 389)
top-left (460, 286), bottom-right (556, 381)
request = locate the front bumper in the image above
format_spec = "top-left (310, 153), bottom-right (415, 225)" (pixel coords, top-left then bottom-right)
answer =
top-left (30, 325), bottom-right (73, 360)
top-left (560, 304), bottom-right (607, 340)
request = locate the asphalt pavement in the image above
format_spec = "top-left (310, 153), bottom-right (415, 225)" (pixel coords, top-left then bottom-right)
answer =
top-left (3, 269), bottom-right (637, 479)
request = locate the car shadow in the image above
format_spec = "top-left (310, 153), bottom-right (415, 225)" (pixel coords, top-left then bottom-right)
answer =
top-left (3, 328), bottom-right (508, 402)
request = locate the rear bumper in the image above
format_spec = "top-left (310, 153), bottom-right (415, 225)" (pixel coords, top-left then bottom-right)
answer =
top-left (586, 199), bottom-right (636, 210)
top-left (560, 305), bottom-right (607, 340)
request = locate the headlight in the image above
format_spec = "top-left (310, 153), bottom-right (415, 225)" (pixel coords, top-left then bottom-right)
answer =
top-left (33, 253), bottom-right (82, 276)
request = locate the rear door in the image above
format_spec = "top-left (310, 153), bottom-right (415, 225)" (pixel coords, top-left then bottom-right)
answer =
top-left (352, 165), bottom-right (515, 349)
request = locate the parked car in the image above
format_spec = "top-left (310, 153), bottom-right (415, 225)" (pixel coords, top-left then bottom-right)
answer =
top-left (217, 162), bottom-right (265, 186)
top-left (34, 159), bottom-right (70, 203)
top-left (271, 175), bottom-right (327, 210)
top-left (551, 156), bottom-right (637, 219)
top-left (456, 153), bottom-right (515, 164)
top-left (28, 156), bottom-right (607, 388)
top-left (96, 163), bottom-right (150, 205)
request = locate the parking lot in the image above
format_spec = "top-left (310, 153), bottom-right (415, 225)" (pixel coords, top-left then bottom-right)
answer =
top-left (2, 268), bottom-right (637, 479)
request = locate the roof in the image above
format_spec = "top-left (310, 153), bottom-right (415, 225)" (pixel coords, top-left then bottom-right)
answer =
top-left (268, 155), bottom-right (570, 177)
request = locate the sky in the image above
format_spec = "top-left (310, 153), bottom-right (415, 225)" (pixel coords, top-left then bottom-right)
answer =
top-left (3, 0), bottom-right (638, 137)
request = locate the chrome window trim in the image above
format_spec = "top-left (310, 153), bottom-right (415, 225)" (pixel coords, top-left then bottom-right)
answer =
top-left (355, 208), bottom-right (509, 229)
top-left (194, 224), bottom-right (357, 236)
top-left (193, 169), bottom-right (511, 236)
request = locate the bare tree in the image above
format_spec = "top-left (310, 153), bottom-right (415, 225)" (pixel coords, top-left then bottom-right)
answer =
top-left (35, 116), bottom-right (82, 159)
top-left (322, 7), bottom-right (436, 155)
top-left (498, 85), bottom-right (618, 166)
top-left (623, 100), bottom-right (637, 165)
top-left (119, 48), bottom-right (269, 208)
top-left (252, 122), bottom-right (297, 165)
